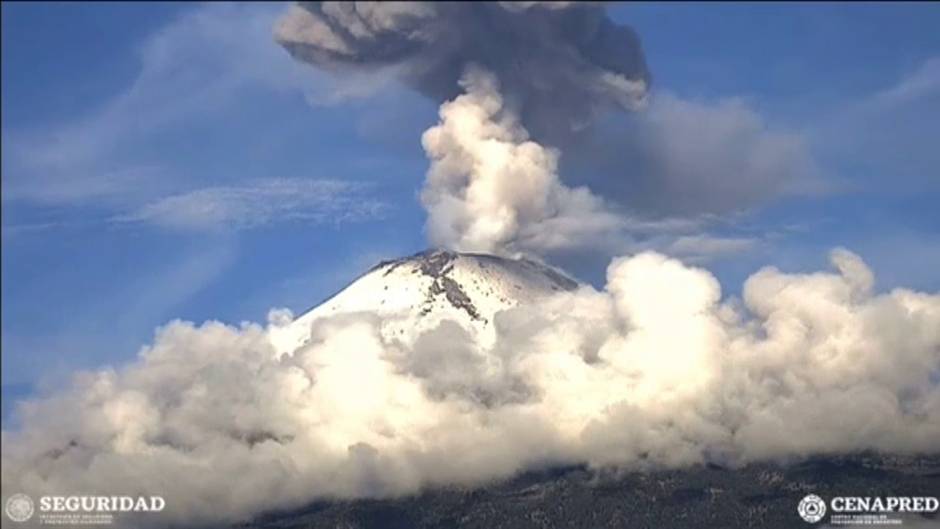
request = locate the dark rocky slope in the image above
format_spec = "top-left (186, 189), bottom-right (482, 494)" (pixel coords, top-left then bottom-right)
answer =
top-left (237, 454), bottom-right (940, 529)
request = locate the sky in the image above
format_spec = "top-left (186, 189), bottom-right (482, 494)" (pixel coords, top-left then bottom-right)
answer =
top-left (2, 2), bottom-right (939, 421)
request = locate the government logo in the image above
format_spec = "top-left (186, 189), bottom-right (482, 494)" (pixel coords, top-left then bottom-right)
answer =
top-left (799, 494), bottom-right (827, 523)
top-left (5, 493), bottom-right (35, 523)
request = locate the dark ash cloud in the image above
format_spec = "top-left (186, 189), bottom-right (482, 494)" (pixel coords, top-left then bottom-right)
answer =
top-left (276, 2), bottom-right (824, 252)
top-left (275, 2), bottom-right (650, 144)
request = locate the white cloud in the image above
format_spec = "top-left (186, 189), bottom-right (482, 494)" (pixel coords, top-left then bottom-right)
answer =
top-left (871, 57), bottom-right (940, 107)
top-left (115, 178), bottom-right (388, 231)
top-left (419, 67), bottom-right (626, 255)
top-left (0, 239), bottom-right (238, 394)
top-left (1, 3), bottom-right (401, 237)
top-left (3, 3), bottom-right (315, 205)
top-left (417, 67), bottom-right (785, 260)
top-left (667, 234), bottom-right (759, 261)
top-left (810, 55), bottom-right (940, 192)
top-left (2, 248), bottom-right (938, 527)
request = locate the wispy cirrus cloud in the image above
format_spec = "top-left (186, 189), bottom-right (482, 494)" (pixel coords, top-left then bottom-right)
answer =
top-left (113, 178), bottom-right (389, 231)
top-left (2, 3), bottom-right (311, 206)
top-left (1, 2), bottom-right (400, 237)
top-left (810, 55), bottom-right (940, 193)
top-left (666, 234), bottom-right (759, 262)
top-left (871, 56), bottom-right (940, 107)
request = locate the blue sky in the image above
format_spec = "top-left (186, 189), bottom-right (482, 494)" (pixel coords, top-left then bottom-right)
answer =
top-left (2, 2), bottom-right (939, 420)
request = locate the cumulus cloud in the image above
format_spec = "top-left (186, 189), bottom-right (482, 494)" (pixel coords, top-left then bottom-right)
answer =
top-left (3, 249), bottom-right (938, 527)
top-left (114, 178), bottom-right (388, 231)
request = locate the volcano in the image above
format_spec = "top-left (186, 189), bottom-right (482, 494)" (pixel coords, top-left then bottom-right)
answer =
top-left (248, 251), bottom-right (940, 529)
top-left (270, 249), bottom-right (579, 355)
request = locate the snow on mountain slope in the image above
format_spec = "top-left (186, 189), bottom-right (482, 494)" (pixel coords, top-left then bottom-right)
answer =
top-left (269, 250), bottom-right (579, 354)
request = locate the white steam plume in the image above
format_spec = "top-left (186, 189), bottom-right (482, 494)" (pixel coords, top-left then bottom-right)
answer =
top-left (2, 249), bottom-right (938, 527)
top-left (420, 67), bottom-right (623, 254)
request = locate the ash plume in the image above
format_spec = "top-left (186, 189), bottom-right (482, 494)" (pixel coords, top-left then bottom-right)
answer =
top-left (276, 1), bottom-right (651, 255)
top-left (275, 2), bottom-right (820, 258)
top-left (275, 1), bottom-right (650, 143)
top-left (420, 67), bottom-right (623, 254)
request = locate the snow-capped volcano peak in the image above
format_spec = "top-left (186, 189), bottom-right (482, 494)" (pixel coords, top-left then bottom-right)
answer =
top-left (270, 250), bottom-right (579, 353)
